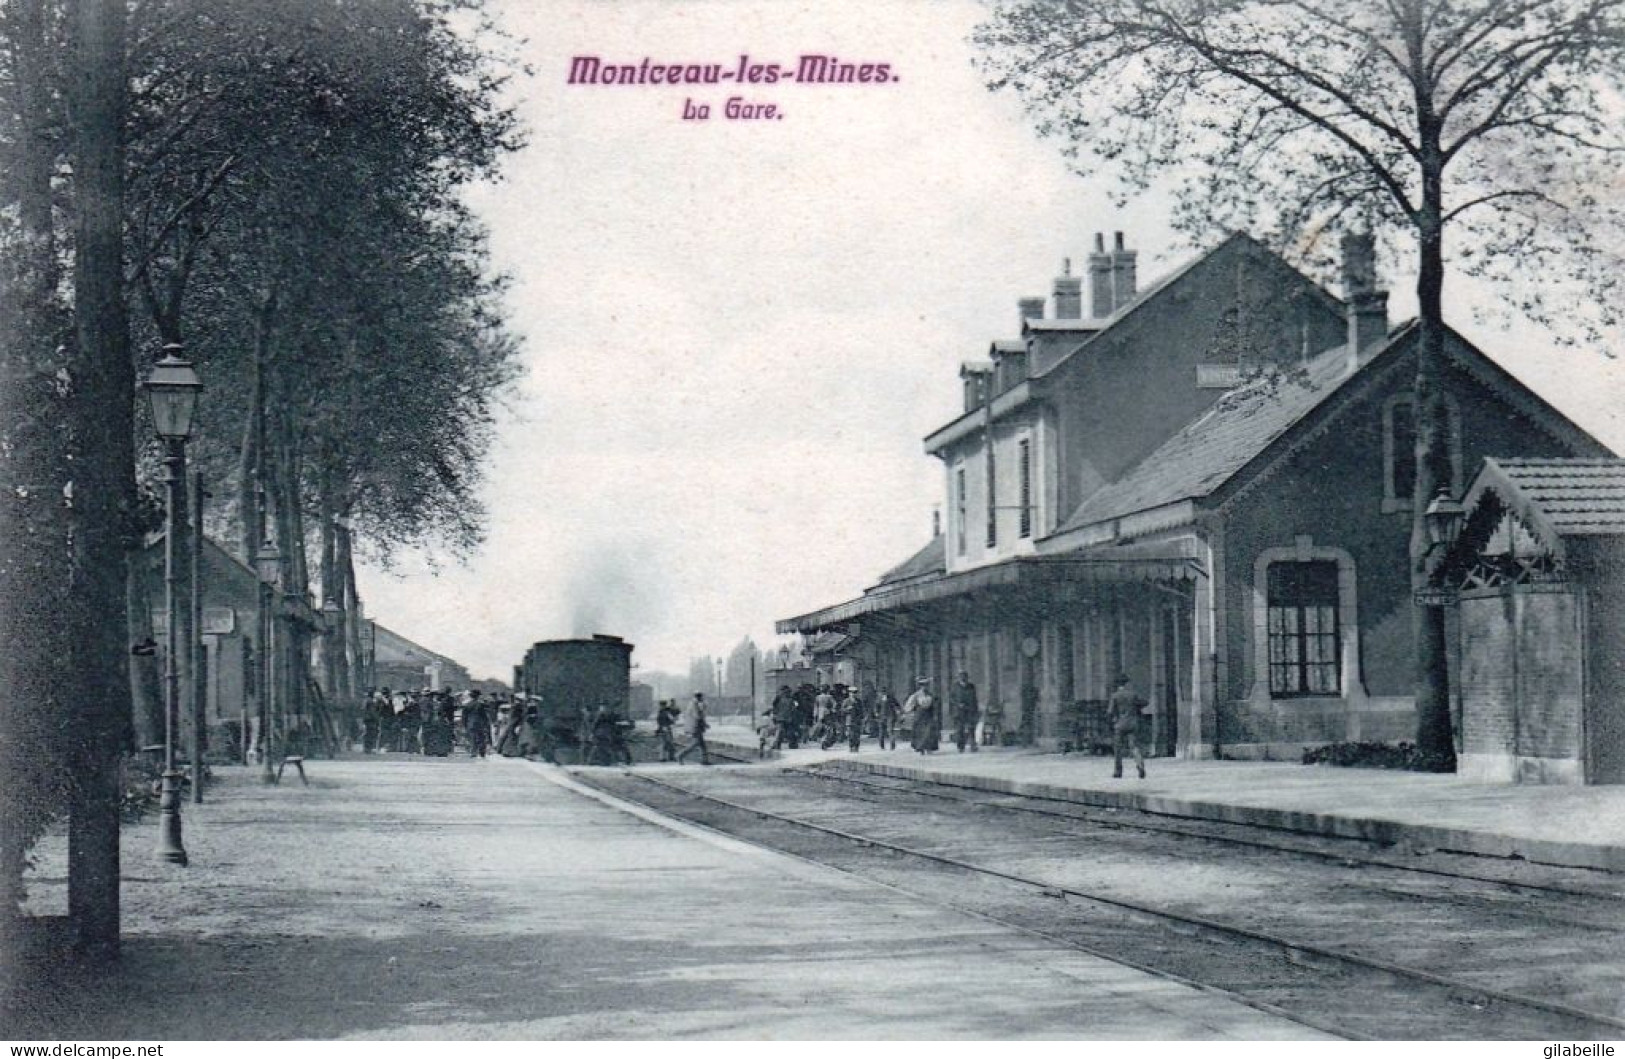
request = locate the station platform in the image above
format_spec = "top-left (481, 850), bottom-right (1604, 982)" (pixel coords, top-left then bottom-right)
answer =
top-left (706, 726), bottom-right (1625, 873)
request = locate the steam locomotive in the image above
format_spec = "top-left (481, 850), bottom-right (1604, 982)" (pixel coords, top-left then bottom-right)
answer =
top-left (505, 634), bottom-right (634, 763)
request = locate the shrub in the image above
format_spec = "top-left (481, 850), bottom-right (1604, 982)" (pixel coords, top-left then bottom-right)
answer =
top-left (1301, 741), bottom-right (1455, 773)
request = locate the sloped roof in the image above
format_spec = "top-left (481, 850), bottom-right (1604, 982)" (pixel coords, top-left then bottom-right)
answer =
top-left (1024, 317), bottom-right (1104, 332)
top-left (805, 630), bottom-right (851, 654)
top-left (373, 622), bottom-right (467, 671)
top-left (873, 534), bottom-right (946, 588)
top-left (926, 233), bottom-right (1344, 455)
top-left (1053, 328), bottom-right (1402, 535)
top-left (1466, 458), bottom-right (1625, 541)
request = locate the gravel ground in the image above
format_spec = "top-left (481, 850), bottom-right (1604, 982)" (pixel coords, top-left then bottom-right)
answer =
top-left (5, 755), bottom-right (1325, 1040)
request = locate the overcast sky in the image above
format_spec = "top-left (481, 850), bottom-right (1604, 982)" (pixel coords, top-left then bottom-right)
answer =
top-left (355, 0), bottom-right (1625, 681)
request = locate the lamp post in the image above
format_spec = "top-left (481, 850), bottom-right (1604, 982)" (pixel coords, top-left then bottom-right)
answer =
top-left (144, 345), bottom-right (201, 866)
top-left (322, 598), bottom-right (343, 752)
top-left (255, 541), bottom-right (282, 783)
top-left (1424, 488), bottom-right (1465, 553)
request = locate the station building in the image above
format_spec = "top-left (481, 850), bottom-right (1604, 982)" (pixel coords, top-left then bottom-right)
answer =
top-left (778, 231), bottom-right (1613, 760)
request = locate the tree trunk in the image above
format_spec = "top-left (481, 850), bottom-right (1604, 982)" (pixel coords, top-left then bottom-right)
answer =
top-left (316, 473), bottom-right (341, 707)
top-left (237, 296), bottom-right (273, 564)
top-left (1410, 154), bottom-right (1455, 766)
top-left (338, 516), bottom-right (363, 699)
top-left (126, 555), bottom-right (163, 748)
top-left (66, 0), bottom-right (132, 959)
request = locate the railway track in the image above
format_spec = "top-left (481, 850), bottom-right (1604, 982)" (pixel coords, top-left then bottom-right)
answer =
top-left (569, 766), bottom-right (1625, 1040)
top-left (800, 761), bottom-right (1625, 907)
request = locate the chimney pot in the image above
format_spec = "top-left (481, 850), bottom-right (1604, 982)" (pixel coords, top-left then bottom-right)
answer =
top-left (1114, 231), bottom-right (1125, 250)
top-left (932, 509), bottom-right (942, 538)
top-left (1088, 235), bottom-right (1114, 317)
top-left (1053, 260), bottom-right (1083, 320)
top-left (1109, 232), bottom-right (1138, 313)
top-left (1341, 230), bottom-right (1388, 369)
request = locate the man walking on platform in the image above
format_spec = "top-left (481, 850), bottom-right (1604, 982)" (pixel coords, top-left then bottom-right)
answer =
top-left (845, 686), bottom-right (866, 752)
top-left (770, 685), bottom-right (795, 750)
top-left (874, 688), bottom-right (899, 750)
top-left (656, 700), bottom-right (680, 761)
top-left (1108, 674), bottom-right (1146, 779)
top-left (464, 690), bottom-right (492, 758)
top-left (676, 692), bottom-right (711, 765)
top-left (950, 671), bottom-right (980, 753)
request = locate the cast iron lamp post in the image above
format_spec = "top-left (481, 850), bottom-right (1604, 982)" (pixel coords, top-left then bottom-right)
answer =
top-left (144, 345), bottom-right (202, 866)
top-left (1424, 488), bottom-right (1465, 552)
top-left (255, 541), bottom-right (282, 783)
top-left (322, 598), bottom-right (343, 749)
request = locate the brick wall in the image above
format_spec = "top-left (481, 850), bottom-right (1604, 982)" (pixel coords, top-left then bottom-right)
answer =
top-left (1459, 585), bottom-right (1583, 782)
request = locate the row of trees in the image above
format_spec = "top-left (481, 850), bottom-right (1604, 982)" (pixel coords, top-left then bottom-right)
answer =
top-left (0, 0), bottom-right (523, 947)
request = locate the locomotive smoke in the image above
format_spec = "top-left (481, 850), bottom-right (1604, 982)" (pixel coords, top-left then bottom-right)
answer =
top-left (564, 543), bottom-right (664, 641)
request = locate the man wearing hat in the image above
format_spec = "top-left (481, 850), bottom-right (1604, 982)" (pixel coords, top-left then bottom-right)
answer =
top-left (950, 670), bottom-right (980, 753)
top-left (676, 692), bottom-right (712, 765)
top-left (1108, 674), bottom-right (1146, 778)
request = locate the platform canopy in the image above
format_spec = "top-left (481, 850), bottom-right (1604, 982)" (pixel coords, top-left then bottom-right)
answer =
top-left (777, 549), bottom-right (1203, 635)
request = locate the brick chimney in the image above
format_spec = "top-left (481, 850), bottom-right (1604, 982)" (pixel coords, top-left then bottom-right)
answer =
top-left (1018, 296), bottom-right (1045, 331)
top-left (1110, 231), bottom-right (1138, 310)
top-left (1053, 258), bottom-right (1083, 319)
top-left (1341, 230), bottom-right (1389, 371)
top-left (1088, 233), bottom-right (1113, 317)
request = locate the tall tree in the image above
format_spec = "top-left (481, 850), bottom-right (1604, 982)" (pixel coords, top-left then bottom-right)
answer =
top-left (975, 0), bottom-right (1625, 761)
top-left (0, 0), bottom-right (74, 916)
top-left (65, 0), bottom-right (133, 956)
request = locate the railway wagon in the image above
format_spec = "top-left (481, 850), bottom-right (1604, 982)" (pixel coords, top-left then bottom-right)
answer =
top-left (510, 635), bottom-right (634, 761)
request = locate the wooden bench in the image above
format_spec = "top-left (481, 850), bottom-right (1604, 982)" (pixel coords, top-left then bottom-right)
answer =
top-left (276, 755), bottom-right (308, 786)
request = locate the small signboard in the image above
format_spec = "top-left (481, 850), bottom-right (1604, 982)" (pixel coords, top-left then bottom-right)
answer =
top-left (1413, 587), bottom-right (1458, 607)
top-left (202, 607), bottom-right (236, 635)
top-left (151, 607), bottom-right (237, 635)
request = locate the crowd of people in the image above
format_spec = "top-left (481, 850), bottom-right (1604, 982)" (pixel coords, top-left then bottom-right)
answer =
top-left (354, 671), bottom-right (1151, 775)
top-left (360, 687), bottom-right (500, 757)
top-left (757, 672), bottom-right (1001, 756)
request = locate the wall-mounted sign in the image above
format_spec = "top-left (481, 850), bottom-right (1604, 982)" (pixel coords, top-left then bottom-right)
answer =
top-left (1413, 587), bottom-right (1458, 608)
top-left (202, 607), bottom-right (236, 635)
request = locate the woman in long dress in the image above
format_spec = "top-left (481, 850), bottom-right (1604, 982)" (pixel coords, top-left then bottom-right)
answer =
top-left (906, 679), bottom-right (940, 754)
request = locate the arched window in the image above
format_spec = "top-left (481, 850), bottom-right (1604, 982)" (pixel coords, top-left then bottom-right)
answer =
top-left (1250, 540), bottom-right (1366, 704)
top-left (1266, 561), bottom-right (1340, 696)
top-left (1383, 393), bottom-right (1462, 512)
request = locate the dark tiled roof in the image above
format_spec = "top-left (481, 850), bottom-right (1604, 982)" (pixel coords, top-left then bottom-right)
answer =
top-left (1024, 318), bottom-right (1103, 332)
top-left (1053, 330), bottom-right (1404, 535)
top-left (805, 630), bottom-right (851, 654)
top-left (1480, 458), bottom-right (1625, 536)
top-left (873, 535), bottom-right (946, 588)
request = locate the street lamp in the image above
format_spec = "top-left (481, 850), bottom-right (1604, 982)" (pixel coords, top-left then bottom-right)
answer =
top-left (144, 345), bottom-right (201, 867)
top-left (1424, 488), bottom-right (1465, 551)
top-left (321, 598), bottom-right (344, 753)
top-left (255, 541), bottom-right (282, 783)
